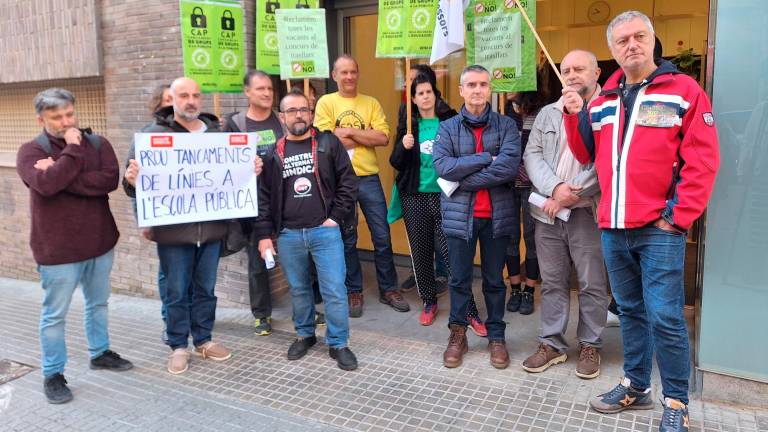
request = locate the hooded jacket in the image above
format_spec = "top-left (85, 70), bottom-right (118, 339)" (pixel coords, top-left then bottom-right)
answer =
top-left (123, 106), bottom-right (228, 245)
top-left (564, 60), bottom-right (720, 231)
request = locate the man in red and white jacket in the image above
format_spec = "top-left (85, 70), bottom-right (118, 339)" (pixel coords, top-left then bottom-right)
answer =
top-left (562, 11), bottom-right (719, 432)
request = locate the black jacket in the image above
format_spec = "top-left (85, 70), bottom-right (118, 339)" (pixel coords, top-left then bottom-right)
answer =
top-left (389, 99), bottom-right (457, 193)
top-left (253, 129), bottom-right (358, 241)
top-left (123, 106), bottom-right (228, 245)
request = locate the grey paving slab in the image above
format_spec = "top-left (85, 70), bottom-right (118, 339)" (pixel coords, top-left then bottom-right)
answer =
top-left (1, 273), bottom-right (766, 432)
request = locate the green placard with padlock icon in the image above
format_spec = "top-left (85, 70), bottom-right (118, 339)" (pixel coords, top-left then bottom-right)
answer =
top-left (256, 0), bottom-right (320, 75)
top-left (180, 0), bottom-right (245, 93)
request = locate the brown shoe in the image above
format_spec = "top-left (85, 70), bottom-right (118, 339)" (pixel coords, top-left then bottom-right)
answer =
top-left (488, 340), bottom-right (510, 369)
top-left (379, 290), bottom-right (410, 312)
top-left (575, 345), bottom-right (601, 379)
top-left (167, 348), bottom-right (190, 375)
top-left (443, 324), bottom-right (468, 368)
top-left (522, 343), bottom-right (567, 373)
top-left (348, 292), bottom-right (364, 318)
top-left (194, 341), bottom-right (232, 361)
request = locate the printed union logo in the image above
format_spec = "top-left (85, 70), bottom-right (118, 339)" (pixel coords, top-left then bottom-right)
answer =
top-left (220, 50), bottom-right (238, 69)
top-left (411, 9), bottom-right (431, 30)
top-left (386, 10), bottom-right (401, 30)
top-left (191, 48), bottom-right (211, 68)
top-left (264, 32), bottom-right (278, 50)
top-left (151, 136), bottom-right (173, 147)
top-left (292, 60), bottom-right (316, 76)
top-left (493, 67), bottom-right (517, 80)
top-left (229, 134), bottom-right (248, 145)
top-left (294, 177), bottom-right (312, 195)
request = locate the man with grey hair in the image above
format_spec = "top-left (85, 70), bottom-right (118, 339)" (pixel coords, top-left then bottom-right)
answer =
top-left (433, 65), bottom-right (521, 369)
top-left (521, 49), bottom-right (609, 380)
top-left (17, 88), bottom-right (133, 404)
top-left (563, 11), bottom-right (720, 432)
top-left (124, 77), bottom-right (252, 375)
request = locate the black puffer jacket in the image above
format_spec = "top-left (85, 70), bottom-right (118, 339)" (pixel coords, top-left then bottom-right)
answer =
top-left (389, 99), bottom-right (457, 193)
top-left (123, 106), bottom-right (228, 245)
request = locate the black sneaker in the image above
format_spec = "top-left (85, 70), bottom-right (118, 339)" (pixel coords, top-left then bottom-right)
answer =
top-left (287, 335), bottom-right (317, 360)
top-left (660, 398), bottom-right (690, 432)
top-left (506, 287), bottom-right (522, 312)
top-left (90, 350), bottom-right (134, 371)
top-left (518, 286), bottom-right (535, 315)
top-left (590, 377), bottom-right (654, 413)
top-left (314, 312), bottom-right (326, 326)
top-left (400, 273), bottom-right (416, 293)
top-left (329, 347), bottom-right (358, 371)
top-left (254, 317), bottom-right (272, 336)
top-left (43, 373), bottom-right (73, 404)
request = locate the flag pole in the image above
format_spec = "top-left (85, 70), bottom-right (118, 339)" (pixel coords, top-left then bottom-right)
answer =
top-left (303, 79), bottom-right (310, 98)
top-left (512, 0), bottom-right (565, 87)
top-left (405, 57), bottom-right (412, 135)
top-left (286, 79), bottom-right (292, 93)
top-left (499, 93), bottom-right (506, 115)
top-left (213, 93), bottom-right (221, 119)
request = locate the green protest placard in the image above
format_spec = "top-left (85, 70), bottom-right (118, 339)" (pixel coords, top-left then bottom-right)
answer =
top-left (180, 0), bottom-right (245, 93)
top-left (274, 9), bottom-right (329, 80)
top-left (465, 0), bottom-right (537, 92)
top-left (256, 0), bottom-right (320, 75)
top-left (376, 0), bottom-right (439, 58)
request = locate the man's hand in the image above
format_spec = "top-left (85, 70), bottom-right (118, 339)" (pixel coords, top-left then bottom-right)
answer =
top-left (562, 87), bottom-right (585, 115)
top-left (34, 157), bottom-right (55, 171)
top-left (552, 183), bottom-right (583, 208)
top-left (321, 218), bottom-right (339, 227)
top-left (124, 159), bottom-right (140, 187)
top-left (334, 128), bottom-right (357, 150)
top-left (258, 238), bottom-right (275, 260)
top-left (140, 228), bottom-right (154, 241)
top-left (63, 128), bottom-right (82, 146)
top-left (543, 198), bottom-right (563, 219)
top-left (654, 218), bottom-right (684, 234)
top-left (402, 134), bottom-right (415, 150)
top-left (254, 155), bottom-right (263, 176)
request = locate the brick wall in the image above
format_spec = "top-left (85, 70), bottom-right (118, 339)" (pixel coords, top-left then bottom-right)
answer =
top-left (0, 0), bottom-right (289, 307)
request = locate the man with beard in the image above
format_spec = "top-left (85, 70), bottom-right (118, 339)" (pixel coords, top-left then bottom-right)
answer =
top-left (124, 77), bottom-right (262, 374)
top-left (17, 88), bottom-right (133, 404)
top-left (254, 91), bottom-right (359, 370)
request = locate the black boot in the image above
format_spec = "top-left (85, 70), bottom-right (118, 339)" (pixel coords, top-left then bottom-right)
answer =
top-left (519, 285), bottom-right (535, 315)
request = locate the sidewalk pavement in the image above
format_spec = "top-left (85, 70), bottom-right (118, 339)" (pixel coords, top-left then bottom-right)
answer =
top-left (1, 270), bottom-right (766, 432)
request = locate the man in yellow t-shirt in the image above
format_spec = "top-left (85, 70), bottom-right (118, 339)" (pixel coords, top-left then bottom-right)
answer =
top-left (313, 55), bottom-right (410, 318)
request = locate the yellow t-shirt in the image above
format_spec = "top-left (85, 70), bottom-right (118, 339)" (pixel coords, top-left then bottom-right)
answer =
top-left (313, 92), bottom-right (390, 176)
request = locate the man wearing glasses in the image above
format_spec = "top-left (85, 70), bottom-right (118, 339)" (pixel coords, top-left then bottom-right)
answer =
top-left (254, 91), bottom-right (359, 370)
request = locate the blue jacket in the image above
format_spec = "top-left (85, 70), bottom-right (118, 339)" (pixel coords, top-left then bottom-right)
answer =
top-left (433, 105), bottom-right (521, 240)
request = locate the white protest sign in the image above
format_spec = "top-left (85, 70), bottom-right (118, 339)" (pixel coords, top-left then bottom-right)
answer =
top-left (134, 132), bottom-right (258, 227)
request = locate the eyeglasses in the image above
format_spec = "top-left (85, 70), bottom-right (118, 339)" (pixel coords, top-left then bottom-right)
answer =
top-left (282, 107), bottom-right (312, 116)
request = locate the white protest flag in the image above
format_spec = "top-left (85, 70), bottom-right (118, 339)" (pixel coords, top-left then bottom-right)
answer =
top-left (429, 0), bottom-right (467, 65)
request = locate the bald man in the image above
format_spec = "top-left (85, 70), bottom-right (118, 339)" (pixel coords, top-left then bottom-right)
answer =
top-left (124, 77), bottom-right (239, 375)
top-left (521, 50), bottom-right (609, 380)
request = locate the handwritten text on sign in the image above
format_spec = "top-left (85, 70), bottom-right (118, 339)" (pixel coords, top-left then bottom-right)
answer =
top-left (134, 132), bottom-right (259, 227)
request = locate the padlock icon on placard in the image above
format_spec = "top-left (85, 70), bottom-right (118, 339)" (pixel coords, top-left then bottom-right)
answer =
top-left (266, 0), bottom-right (280, 14)
top-left (221, 10), bottom-right (235, 31)
top-left (191, 7), bottom-right (207, 28)
top-left (295, 0), bottom-right (310, 9)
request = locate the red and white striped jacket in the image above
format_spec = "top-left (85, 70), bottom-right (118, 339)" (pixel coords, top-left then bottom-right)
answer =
top-left (564, 60), bottom-right (720, 231)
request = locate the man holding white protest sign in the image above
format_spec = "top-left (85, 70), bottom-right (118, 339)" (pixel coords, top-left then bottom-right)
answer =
top-left (124, 77), bottom-right (263, 375)
top-left (255, 91), bottom-right (359, 371)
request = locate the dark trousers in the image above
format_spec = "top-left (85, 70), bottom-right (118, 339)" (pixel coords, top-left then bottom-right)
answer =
top-left (246, 244), bottom-right (271, 319)
top-left (447, 218), bottom-right (509, 341)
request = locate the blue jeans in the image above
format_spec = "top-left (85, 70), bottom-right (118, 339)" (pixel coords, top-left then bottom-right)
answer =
top-left (342, 174), bottom-right (398, 294)
top-left (157, 244), bottom-right (168, 323)
top-left (157, 241), bottom-right (221, 350)
top-left (277, 225), bottom-right (349, 348)
top-left (38, 249), bottom-right (114, 377)
top-left (446, 218), bottom-right (510, 341)
top-left (601, 227), bottom-right (689, 403)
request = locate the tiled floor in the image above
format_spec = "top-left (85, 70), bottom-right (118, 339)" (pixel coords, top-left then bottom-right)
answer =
top-left (0, 271), bottom-right (765, 431)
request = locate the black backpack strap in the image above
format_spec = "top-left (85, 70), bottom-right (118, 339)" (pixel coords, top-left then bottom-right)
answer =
top-left (34, 132), bottom-right (102, 155)
top-left (34, 133), bottom-right (53, 155)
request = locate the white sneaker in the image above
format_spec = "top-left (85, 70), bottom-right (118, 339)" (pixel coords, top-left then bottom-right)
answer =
top-left (606, 311), bottom-right (620, 328)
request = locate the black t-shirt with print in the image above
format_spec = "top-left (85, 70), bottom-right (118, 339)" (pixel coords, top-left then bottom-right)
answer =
top-left (281, 138), bottom-right (326, 229)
